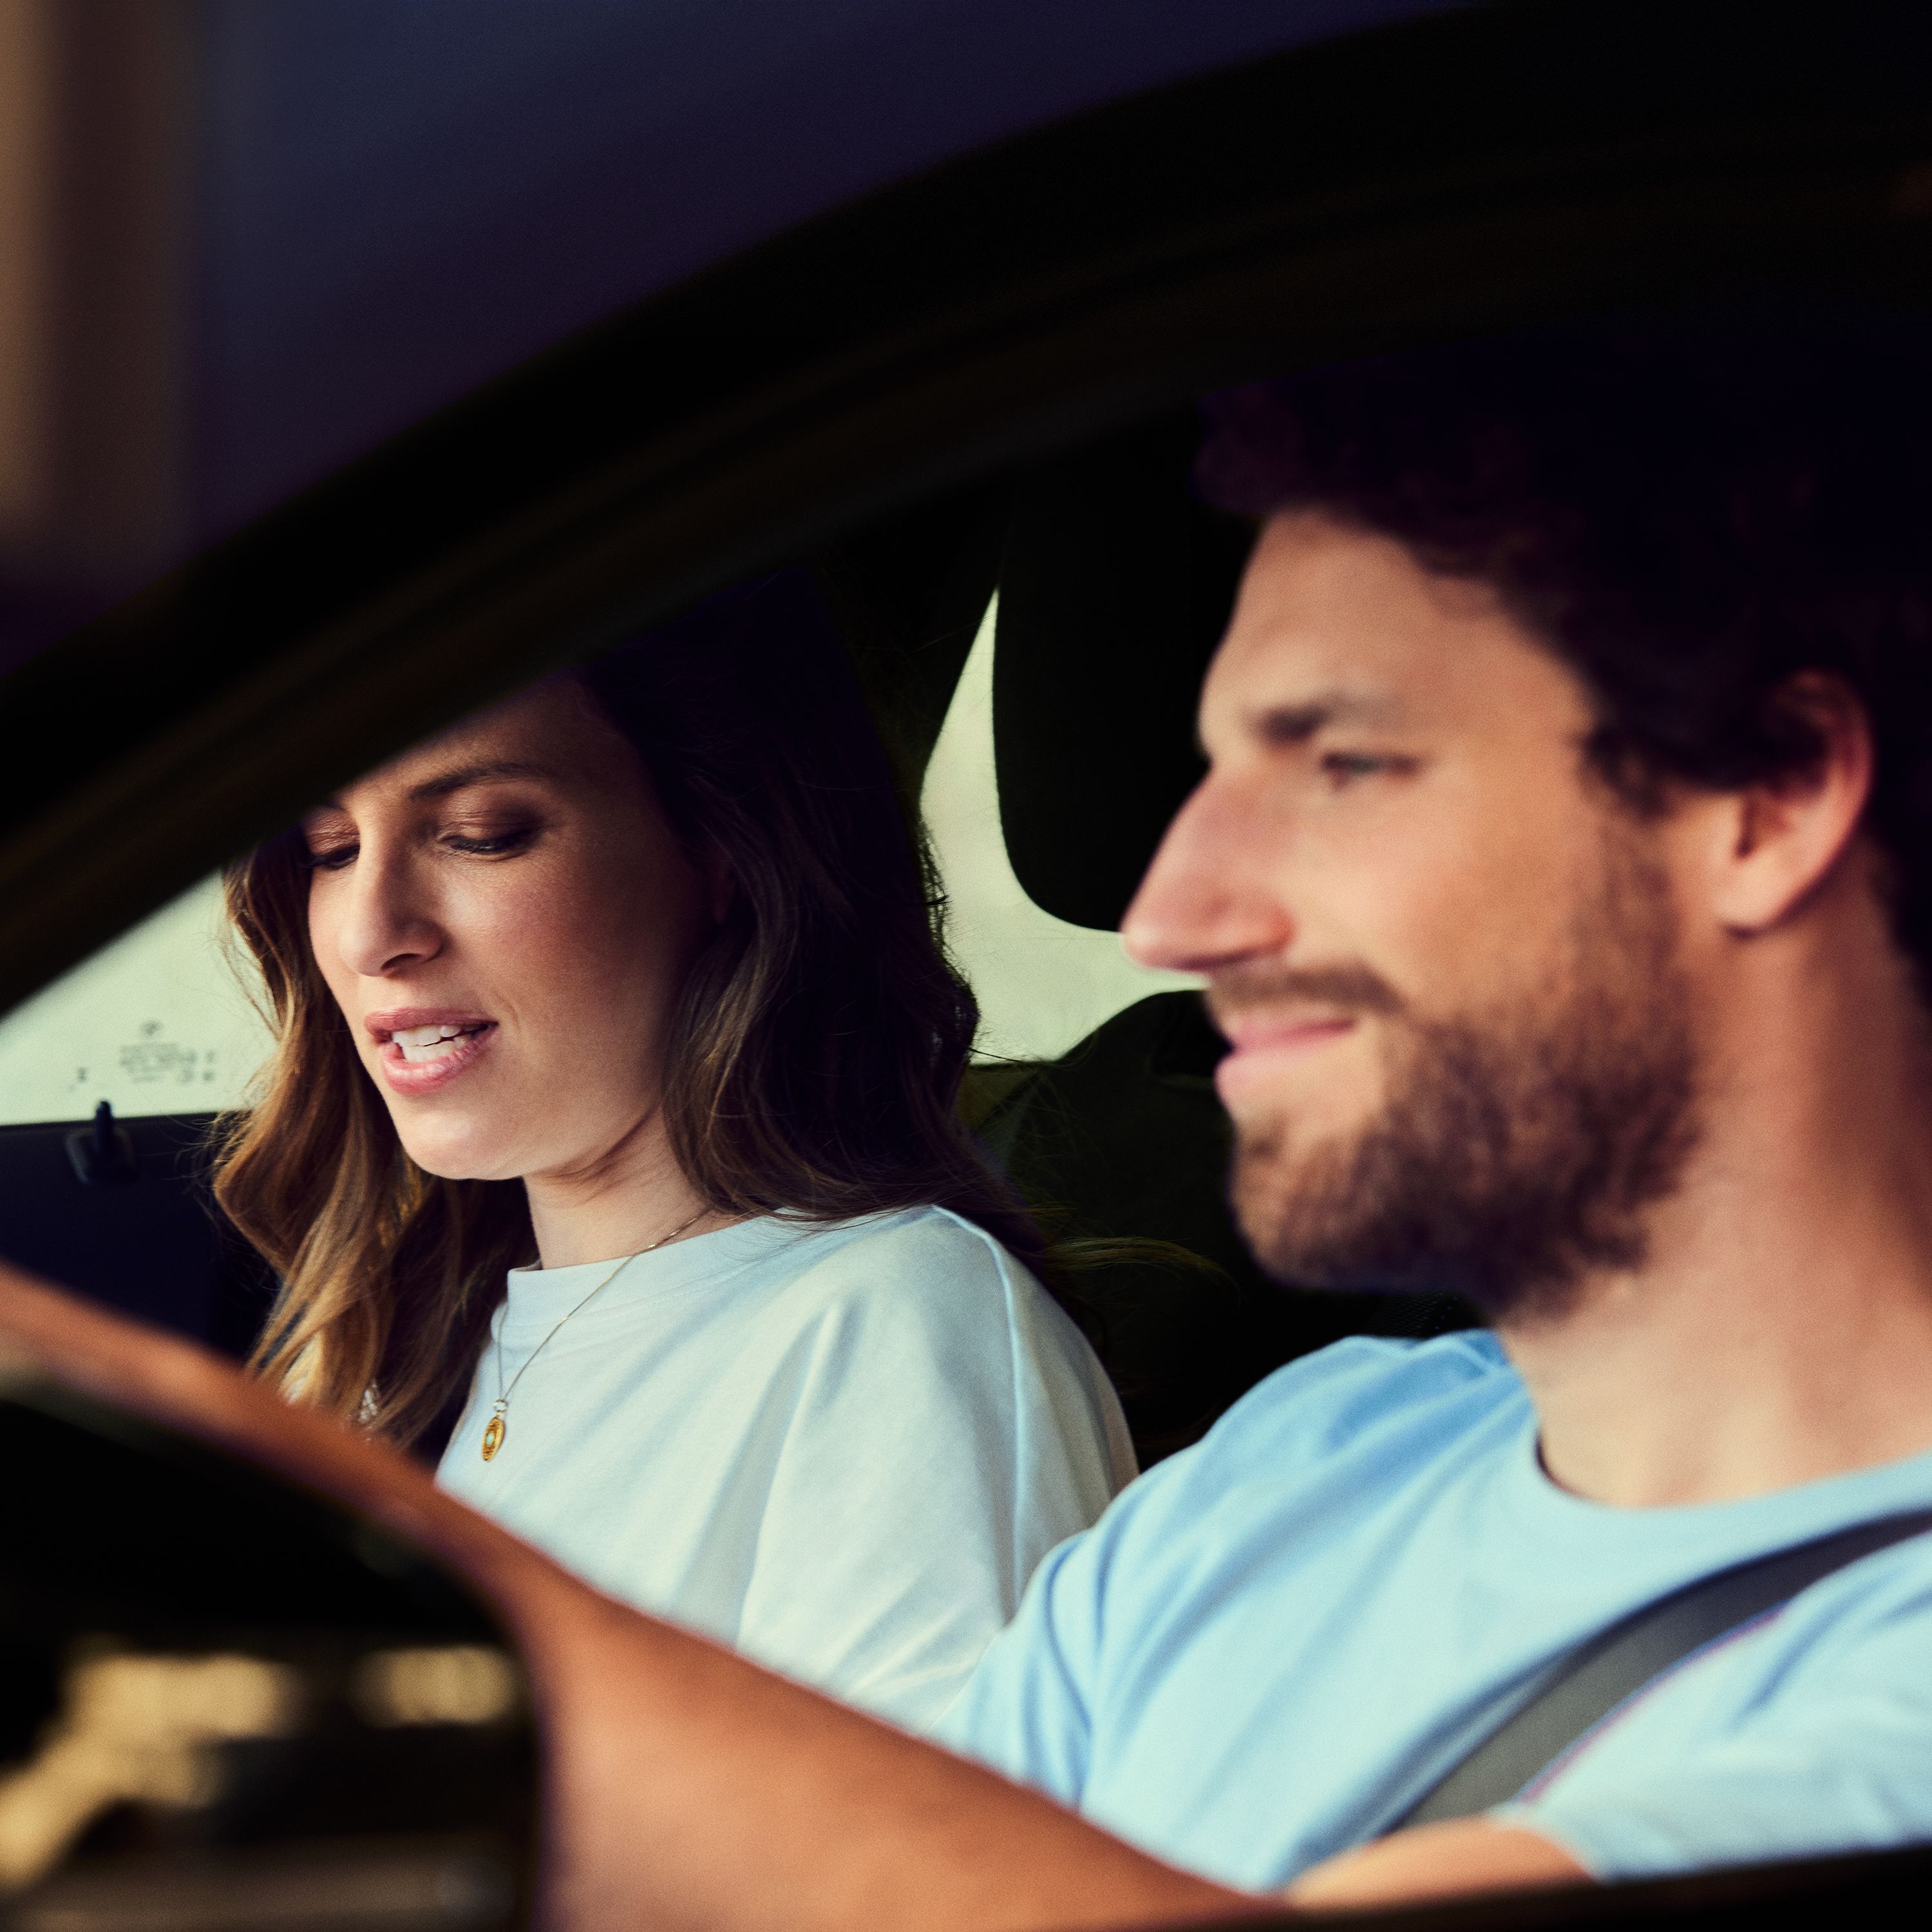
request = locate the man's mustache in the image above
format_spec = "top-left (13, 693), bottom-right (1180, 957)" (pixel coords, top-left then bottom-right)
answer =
top-left (1204, 963), bottom-right (1406, 1032)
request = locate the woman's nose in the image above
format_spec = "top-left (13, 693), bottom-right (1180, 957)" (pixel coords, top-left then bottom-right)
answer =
top-left (327, 850), bottom-right (445, 980)
top-left (1120, 773), bottom-right (1294, 976)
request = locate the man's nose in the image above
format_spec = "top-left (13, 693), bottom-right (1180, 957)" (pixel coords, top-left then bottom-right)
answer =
top-left (1121, 772), bottom-right (1294, 975)
top-left (329, 850), bottom-right (444, 980)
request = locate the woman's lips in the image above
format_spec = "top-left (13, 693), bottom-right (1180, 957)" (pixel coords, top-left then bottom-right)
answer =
top-left (365, 1012), bottom-right (500, 1098)
top-left (1213, 1014), bottom-right (1357, 1108)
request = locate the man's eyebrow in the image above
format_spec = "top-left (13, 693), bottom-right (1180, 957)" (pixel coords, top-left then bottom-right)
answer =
top-left (1245, 690), bottom-right (1405, 744)
top-left (404, 758), bottom-right (557, 802)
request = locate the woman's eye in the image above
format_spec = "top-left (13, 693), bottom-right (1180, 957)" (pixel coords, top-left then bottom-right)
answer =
top-left (304, 844), bottom-right (357, 872)
top-left (443, 826), bottom-right (538, 857)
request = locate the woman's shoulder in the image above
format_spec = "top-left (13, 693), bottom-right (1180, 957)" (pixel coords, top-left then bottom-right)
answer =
top-left (746, 1205), bottom-right (1072, 1351)
top-left (751, 1207), bottom-right (1134, 1483)
top-left (761, 1203), bottom-right (1025, 1300)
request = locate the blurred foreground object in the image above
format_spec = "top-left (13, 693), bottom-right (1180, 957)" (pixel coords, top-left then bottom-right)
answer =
top-left (0, 1263), bottom-right (539, 1931)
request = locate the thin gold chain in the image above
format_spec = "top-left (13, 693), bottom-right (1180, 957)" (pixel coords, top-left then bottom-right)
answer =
top-left (487, 1204), bottom-right (708, 1434)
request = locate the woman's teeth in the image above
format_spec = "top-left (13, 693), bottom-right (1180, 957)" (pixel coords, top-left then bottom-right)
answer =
top-left (393, 1023), bottom-right (486, 1063)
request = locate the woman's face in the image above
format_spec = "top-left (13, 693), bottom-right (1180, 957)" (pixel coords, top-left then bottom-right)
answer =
top-left (303, 679), bottom-right (717, 1184)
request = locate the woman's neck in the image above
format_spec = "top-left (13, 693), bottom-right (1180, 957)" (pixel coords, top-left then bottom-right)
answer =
top-left (522, 1109), bottom-right (722, 1269)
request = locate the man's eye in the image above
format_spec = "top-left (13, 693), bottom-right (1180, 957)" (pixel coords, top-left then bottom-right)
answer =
top-left (1320, 752), bottom-right (1396, 784)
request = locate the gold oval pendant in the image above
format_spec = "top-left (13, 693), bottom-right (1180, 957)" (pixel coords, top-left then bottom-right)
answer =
top-left (481, 1414), bottom-right (505, 1461)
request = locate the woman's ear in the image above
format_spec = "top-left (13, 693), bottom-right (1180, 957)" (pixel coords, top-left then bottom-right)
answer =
top-left (1707, 672), bottom-right (1875, 935)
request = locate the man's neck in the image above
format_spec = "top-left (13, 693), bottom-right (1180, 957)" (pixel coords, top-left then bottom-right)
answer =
top-left (1502, 936), bottom-right (1932, 1509)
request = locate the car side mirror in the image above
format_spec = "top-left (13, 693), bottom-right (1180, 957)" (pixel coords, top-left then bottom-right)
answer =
top-left (0, 1362), bottom-right (538, 1931)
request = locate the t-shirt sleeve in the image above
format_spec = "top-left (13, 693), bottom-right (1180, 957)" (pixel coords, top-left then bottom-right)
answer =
top-left (940, 1334), bottom-right (1440, 1812)
top-left (934, 1509), bottom-right (1114, 1806)
top-left (729, 1217), bottom-right (1133, 1735)
top-left (1494, 1553), bottom-right (1932, 1880)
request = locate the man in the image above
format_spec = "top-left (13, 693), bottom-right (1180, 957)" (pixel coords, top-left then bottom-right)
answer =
top-left (940, 325), bottom-right (1932, 1908)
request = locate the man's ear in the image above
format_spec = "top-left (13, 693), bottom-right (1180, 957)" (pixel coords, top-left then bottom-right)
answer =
top-left (1707, 672), bottom-right (1874, 935)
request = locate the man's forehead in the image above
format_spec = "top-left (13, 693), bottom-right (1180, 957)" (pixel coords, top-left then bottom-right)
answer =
top-left (1200, 512), bottom-right (1576, 734)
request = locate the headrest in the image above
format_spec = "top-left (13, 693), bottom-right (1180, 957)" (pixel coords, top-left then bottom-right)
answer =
top-left (993, 417), bottom-right (1252, 931)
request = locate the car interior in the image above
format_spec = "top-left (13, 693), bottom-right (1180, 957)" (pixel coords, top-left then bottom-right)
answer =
top-left (6, 2), bottom-right (1932, 1926)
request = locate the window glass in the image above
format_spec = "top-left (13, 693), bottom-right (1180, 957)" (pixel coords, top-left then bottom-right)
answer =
top-left (0, 585), bottom-right (1195, 1129)
top-left (922, 594), bottom-right (1197, 1064)
top-left (0, 874), bottom-right (272, 1126)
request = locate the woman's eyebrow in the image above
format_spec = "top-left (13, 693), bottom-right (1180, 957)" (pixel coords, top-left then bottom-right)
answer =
top-left (404, 758), bottom-right (556, 801)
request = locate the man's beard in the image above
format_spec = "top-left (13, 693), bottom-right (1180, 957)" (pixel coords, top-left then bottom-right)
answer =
top-left (1221, 828), bottom-right (1701, 1325)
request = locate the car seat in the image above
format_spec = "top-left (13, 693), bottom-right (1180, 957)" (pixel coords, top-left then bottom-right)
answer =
top-left (967, 989), bottom-right (1471, 1464)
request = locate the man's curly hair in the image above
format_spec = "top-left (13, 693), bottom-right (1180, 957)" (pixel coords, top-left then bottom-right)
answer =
top-left (1197, 316), bottom-right (1932, 996)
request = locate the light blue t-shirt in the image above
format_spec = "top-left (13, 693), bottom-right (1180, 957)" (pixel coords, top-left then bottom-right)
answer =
top-left (940, 1331), bottom-right (1932, 1889)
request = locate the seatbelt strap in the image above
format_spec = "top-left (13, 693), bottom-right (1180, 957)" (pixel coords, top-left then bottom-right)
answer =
top-left (1397, 1505), bottom-right (1932, 1829)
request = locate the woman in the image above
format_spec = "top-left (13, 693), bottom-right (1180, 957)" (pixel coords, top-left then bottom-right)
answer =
top-left (214, 572), bottom-right (1135, 1730)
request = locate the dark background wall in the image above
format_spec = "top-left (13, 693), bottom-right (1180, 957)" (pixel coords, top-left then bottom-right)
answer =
top-left (0, 0), bottom-right (1454, 673)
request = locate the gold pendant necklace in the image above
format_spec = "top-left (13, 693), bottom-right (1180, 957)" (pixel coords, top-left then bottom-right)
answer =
top-left (480, 1204), bottom-right (707, 1461)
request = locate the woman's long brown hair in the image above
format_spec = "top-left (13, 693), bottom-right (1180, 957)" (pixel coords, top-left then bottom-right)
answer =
top-left (214, 572), bottom-right (1054, 1455)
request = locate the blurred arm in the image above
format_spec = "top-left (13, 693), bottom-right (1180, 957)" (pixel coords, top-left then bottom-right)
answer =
top-left (0, 1264), bottom-right (1251, 1932)
top-left (1287, 1820), bottom-right (1587, 1911)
